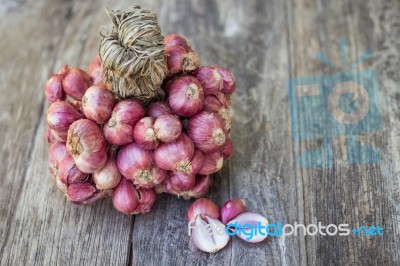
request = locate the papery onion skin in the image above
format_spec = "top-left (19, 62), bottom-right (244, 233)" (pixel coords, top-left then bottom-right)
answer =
top-left (58, 155), bottom-right (87, 185)
top-left (134, 188), bottom-right (157, 214)
top-left (154, 177), bottom-right (178, 195)
top-left (81, 189), bottom-right (112, 205)
top-left (165, 45), bottom-right (200, 76)
top-left (117, 143), bottom-right (166, 188)
top-left (103, 99), bottom-right (146, 145)
top-left (203, 94), bottom-right (232, 132)
top-left (69, 99), bottom-right (84, 113)
top-left (88, 56), bottom-right (104, 84)
top-left (199, 151), bottom-right (224, 175)
top-left (222, 138), bottom-right (234, 160)
top-left (187, 111), bottom-right (227, 153)
top-left (117, 143), bottom-right (152, 178)
top-left (188, 175), bottom-right (211, 199)
top-left (220, 199), bottom-right (246, 224)
top-left (156, 173), bottom-right (211, 200)
top-left (215, 66), bottom-right (236, 94)
top-left (60, 65), bottom-right (92, 100)
top-left (164, 34), bottom-right (193, 52)
top-left (133, 165), bottom-right (167, 189)
top-left (89, 56), bottom-right (101, 72)
top-left (67, 119), bottom-right (107, 174)
top-left (174, 148), bottom-right (204, 176)
top-left (45, 74), bottom-right (66, 103)
top-left (170, 172), bottom-right (195, 191)
top-left (191, 66), bottom-right (223, 95)
top-left (47, 101), bottom-right (84, 134)
top-left (147, 102), bottom-right (174, 118)
top-left (46, 126), bottom-right (65, 143)
top-left (203, 93), bottom-right (225, 112)
top-left (82, 84), bottom-right (115, 124)
top-left (172, 174), bottom-right (211, 200)
top-left (154, 114), bottom-right (182, 143)
top-left (165, 45), bottom-right (187, 75)
top-left (187, 197), bottom-right (220, 222)
top-left (93, 149), bottom-right (121, 190)
top-left (48, 142), bottom-right (69, 178)
top-left (168, 76), bottom-right (204, 117)
top-left (55, 176), bottom-right (67, 193)
top-left (112, 178), bottom-right (139, 215)
top-left (133, 117), bottom-right (159, 149)
top-left (154, 133), bottom-right (194, 171)
top-left (90, 68), bottom-right (104, 84)
top-left (67, 182), bottom-right (97, 205)
top-left (189, 149), bottom-right (205, 175)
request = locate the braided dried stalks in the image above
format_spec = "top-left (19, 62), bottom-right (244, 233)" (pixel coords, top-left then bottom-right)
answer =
top-left (99, 6), bottom-right (168, 103)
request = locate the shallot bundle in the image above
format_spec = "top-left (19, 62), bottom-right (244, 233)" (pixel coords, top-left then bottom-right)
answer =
top-left (44, 6), bottom-right (236, 215)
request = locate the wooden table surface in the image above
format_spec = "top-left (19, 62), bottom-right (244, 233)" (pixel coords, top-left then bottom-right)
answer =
top-left (1, 0), bottom-right (399, 265)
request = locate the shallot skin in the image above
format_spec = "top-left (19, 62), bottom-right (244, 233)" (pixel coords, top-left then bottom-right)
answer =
top-left (220, 199), bottom-right (246, 224)
top-left (187, 198), bottom-right (220, 222)
top-left (117, 142), bottom-right (153, 178)
top-left (192, 65), bottom-right (236, 95)
top-left (117, 142), bottom-right (167, 188)
top-left (82, 84), bottom-right (115, 124)
top-left (45, 74), bottom-right (66, 103)
top-left (48, 142), bottom-right (69, 178)
top-left (199, 151), bottom-right (223, 175)
top-left (215, 66), bottom-right (236, 94)
top-left (147, 102), bottom-right (174, 118)
top-left (133, 117), bottom-right (158, 149)
top-left (187, 111), bottom-right (227, 153)
top-left (103, 99), bottom-right (146, 146)
top-left (67, 119), bottom-right (107, 174)
top-left (203, 93), bottom-right (232, 132)
top-left (191, 66), bottom-right (223, 94)
top-left (58, 155), bottom-right (87, 185)
top-left (168, 75), bottom-right (204, 117)
top-left (153, 114), bottom-right (182, 143)
top-left (93, 149), bottom-right (121, 190)
top-left (47, 101), bottom-right (84, 136)
top-left (222, 138), bottom-right (234, 160)
top-left (67, 182), bottom-right (97, 204)
top-left (112, 178), bottom-right (139, 215)
top-left (134, 188), bottom-right (157, 214)
top-left (170, 172), bottom-right (196, 191)
top-left (165, 45), bottom-right (200, 75)
top-left (164, 34), bottom-right (193, 52)
top-left (60, 65), bottom-right (92, 100)
top-left (88, 56), bottom-right (104, 83)
top-left (153, 133), bottom-right (194, 171)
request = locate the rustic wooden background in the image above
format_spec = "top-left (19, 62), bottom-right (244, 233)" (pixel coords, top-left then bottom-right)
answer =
top-left (1, 0), bottom-right (399, 265)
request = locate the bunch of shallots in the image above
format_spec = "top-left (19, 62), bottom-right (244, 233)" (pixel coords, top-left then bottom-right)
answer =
top-left (45, 34), bottom-right (236, 215)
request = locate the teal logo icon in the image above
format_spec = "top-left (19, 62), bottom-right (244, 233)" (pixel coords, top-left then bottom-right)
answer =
top-left (287, 39), bottom-right (381, 168)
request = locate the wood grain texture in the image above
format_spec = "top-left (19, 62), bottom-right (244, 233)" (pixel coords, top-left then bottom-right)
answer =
top-left (0, 0), bottom-right (399, 265)
top-left (287, 0), bottom-right (400, 265)
top-left (0, 1), bottom-right (133, 265)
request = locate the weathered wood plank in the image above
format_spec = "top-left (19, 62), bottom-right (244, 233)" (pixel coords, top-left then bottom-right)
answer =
top-left (0, 1), bottom-right (132, 265)
top-left (131, 0), bottom-right (304, 265)
top-left (130, 1), bottom-right (232, 265)
top-left (225, 0), bottom-right (306, 265)
top-left (287, 0), bottom-right (400, 265)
